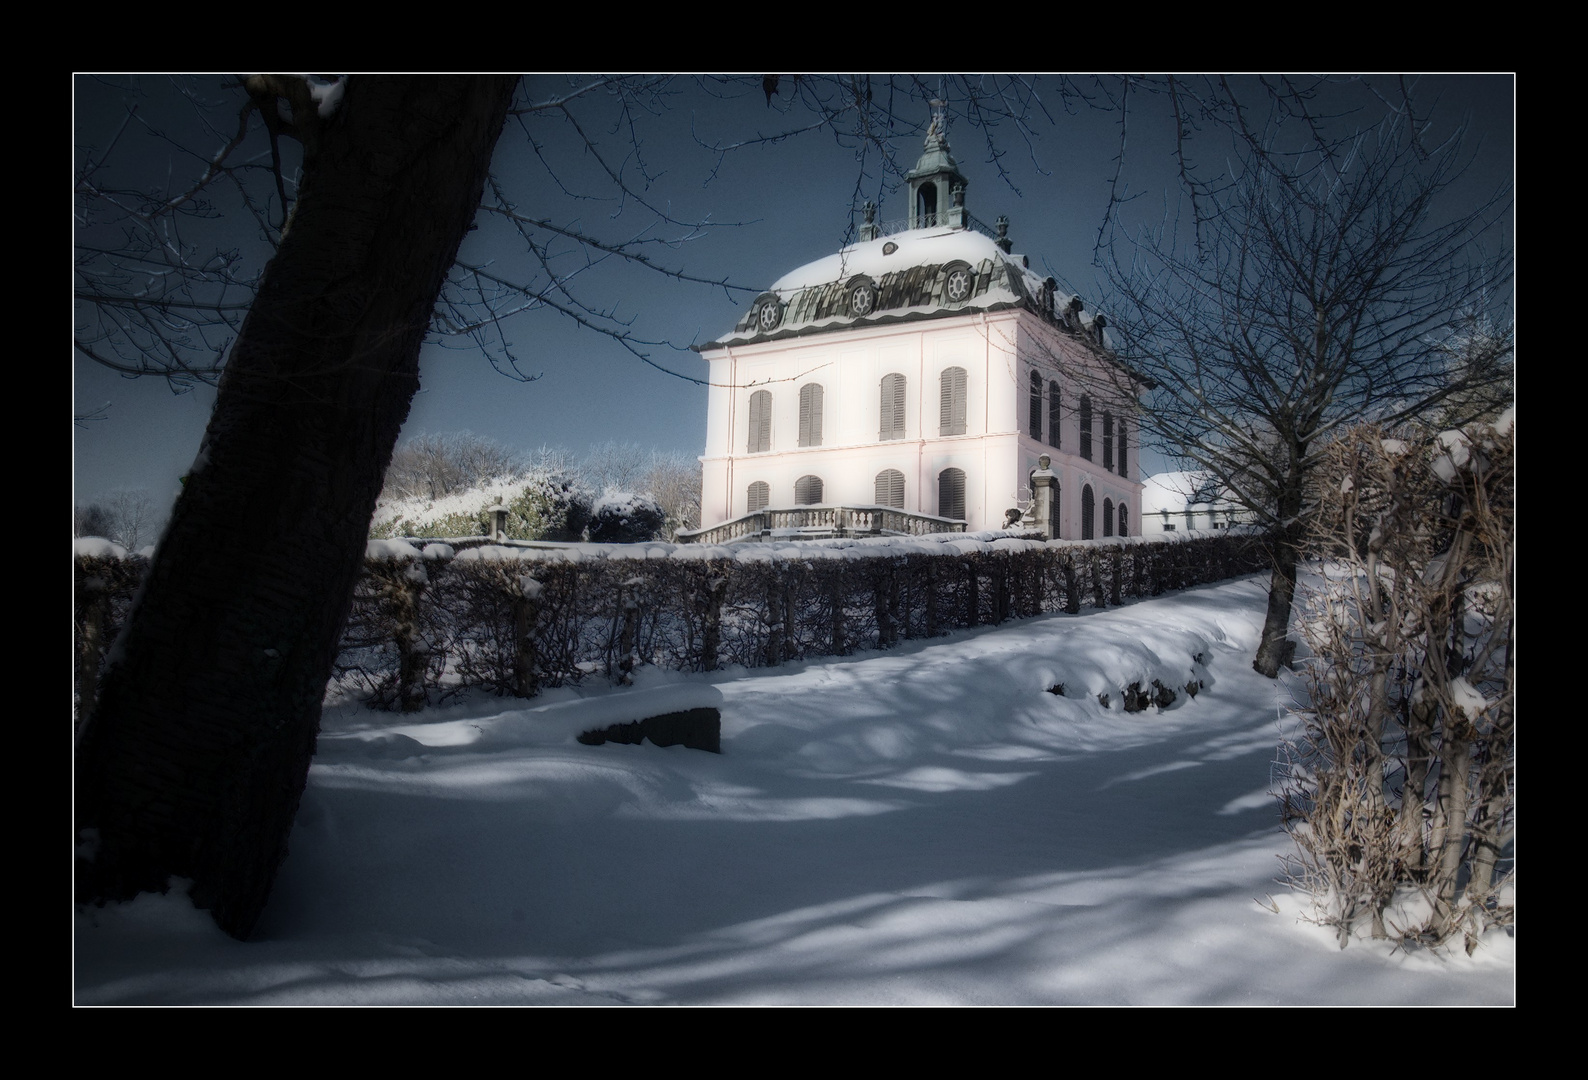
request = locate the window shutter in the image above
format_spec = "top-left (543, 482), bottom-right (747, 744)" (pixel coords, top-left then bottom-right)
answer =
top-left (1081, 485), bottom-right (1094, 540)
top-left (1119, 504), bottom-right (1128, 536)
top-left (1079, 396), bottom-right (1092, 460)
top-left (1103, 497), bottom-right (1114, 537)
top-left (1048, 382), bottom-right (1061, 448)
top-left (799, 384), bottom-right (823, 447)
top-left (795, 474), bottom-right (823, 505)
top-left (1103, 412), bottom-right (1114, 469)
top-left (1028, 371), bottom-right (1042, 440)
top-left (939, 367), bottom-right (966, 436)
top-left (1118, 420), bottom-right (1128, 476)
top-left (747, 481), bottom-right (769, 513)
top-left (748, 390), bottom-right (771, 453)
top-left (881, 373), bottom-right (906, 440)
top-left (875, 469), bottom-right (904, 508)
top-left (938, 467), bottom-right (966, 521)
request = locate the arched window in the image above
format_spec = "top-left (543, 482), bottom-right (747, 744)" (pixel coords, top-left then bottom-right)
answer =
top-left (747, 481), bottom-right (769, 513)
top-left (1049, 481), bottom-right (1061, 539)
top-left (1079, 396), bottom-right (1093, 460)
top-left (1118, 419), bottom-right (1129, 477)
top-left (798, 383), bottom-right (824, 447)
top-left (794, 475), bottom-right (824, 505)
top-left (1029, 370), bottom-right (1043, 440)
top-left (938, 467), bottom-right (967, 521)
top-left (1103, 412), bottom-right (1114, 469)
top-left (940, 366), bottom-right (967, 436)
top-left (1103, 497), bottom-right (1115, 537)
top-left (880, 373), bottom-right (907, 441)
top-left (1081, 484), bottom-right (1095, 540)
top-left (875, 469), bottom-right (905, 508)
top-left (1048, 381), bottom-right (1061, 449)
top-left (917, 183), bottom-right (938, 228)
top-left (747, 389), bottom-right (771, 453)
top-left (1119, 503), bottom-right (1129, 536)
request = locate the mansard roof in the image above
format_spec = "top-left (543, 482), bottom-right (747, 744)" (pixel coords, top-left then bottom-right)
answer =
top-left (698, 225), bottom-right (1109, 351)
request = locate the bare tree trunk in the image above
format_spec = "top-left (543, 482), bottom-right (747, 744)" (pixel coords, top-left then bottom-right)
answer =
top-left (75, 77), bottom-right (517, 939)
top-left (1254, 516), bottom-right (1302, 678)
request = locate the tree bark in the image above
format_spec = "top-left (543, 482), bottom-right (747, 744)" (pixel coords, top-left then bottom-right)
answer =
top-left (75, 77), bottom-right (517, 939)
top-left (1252, 530), bottom-right (1299, 678)
top-left (1254, 475), bottom-right (1306, 679)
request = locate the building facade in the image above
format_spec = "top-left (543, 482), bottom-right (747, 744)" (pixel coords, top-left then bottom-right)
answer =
top-left (692, 112), bottom-right (1144, 541)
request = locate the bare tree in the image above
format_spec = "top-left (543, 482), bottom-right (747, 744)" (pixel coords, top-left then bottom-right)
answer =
top-left (641, 451), bottom-right (702, 540)
top-left (73, 502), bottom-right (116, 541)
top-left (577, 440), bottom-right (651, 495)
top-left (382, 431), bottom-right (525, 502)
top-left (1101, 91), bottom-right (1511, 676)
top-left (104, 490), bottom-right (160, 550)
top-left (73, 490), bottom-right (161, 548)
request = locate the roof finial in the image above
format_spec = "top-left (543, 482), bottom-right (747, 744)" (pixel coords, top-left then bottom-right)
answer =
top-left (926, 98), bottom-right (949, 145)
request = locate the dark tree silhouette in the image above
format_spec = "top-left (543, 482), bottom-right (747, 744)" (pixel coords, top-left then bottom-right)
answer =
top-left (76, 77), bottom-right (519, 937)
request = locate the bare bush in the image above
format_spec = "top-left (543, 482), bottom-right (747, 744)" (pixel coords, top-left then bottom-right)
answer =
top-left (1278, 417), bottom-right (1514, 952)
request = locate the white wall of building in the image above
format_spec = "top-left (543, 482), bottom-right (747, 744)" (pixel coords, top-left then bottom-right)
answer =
top-left (700, 310), bottom-right (1143, 537)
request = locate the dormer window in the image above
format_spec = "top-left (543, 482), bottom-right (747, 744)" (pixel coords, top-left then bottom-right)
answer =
top-left (848, 278), bottom-right (876, 317)
top-left (943, 262), bottom-right (973, 306)
top-left (752, 293), bottom-right (783, 333)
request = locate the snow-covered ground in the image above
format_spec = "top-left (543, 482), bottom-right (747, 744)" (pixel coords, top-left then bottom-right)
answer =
top-left (74, 575), bottom-right (1514, 1005)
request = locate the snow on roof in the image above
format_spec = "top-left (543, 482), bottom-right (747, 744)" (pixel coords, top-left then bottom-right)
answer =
top-left (769, 226), bottom-right (1028, 292)
top-left (1141, 471), bottom-right (1238, 516)
top-left (702, 226), bottom-right (1086, 349)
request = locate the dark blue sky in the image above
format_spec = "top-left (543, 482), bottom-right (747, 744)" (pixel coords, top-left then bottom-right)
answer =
top-left (74, 75), bottom-right (1513, 512)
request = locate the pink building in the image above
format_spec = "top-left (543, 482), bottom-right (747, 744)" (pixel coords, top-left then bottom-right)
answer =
top-left (688, 112), bottom-right (1143, 543)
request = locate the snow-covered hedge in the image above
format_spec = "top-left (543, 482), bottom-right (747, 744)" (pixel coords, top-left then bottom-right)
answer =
top-left (75, 529), bottom-right (1267, 712)
top-left (333, 529), bottom-right (1267, 708)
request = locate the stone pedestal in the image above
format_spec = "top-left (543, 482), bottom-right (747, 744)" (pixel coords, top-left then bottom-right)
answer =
top-left (1031, 454), bottom-right (1059, 540)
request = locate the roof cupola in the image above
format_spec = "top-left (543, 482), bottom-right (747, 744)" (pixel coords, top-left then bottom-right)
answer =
top-left (907, 100), bottom-right (968, 230)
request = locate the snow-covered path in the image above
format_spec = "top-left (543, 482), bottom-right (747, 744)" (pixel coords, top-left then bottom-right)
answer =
top-left (74, 576), bottom-right (1514, 1005)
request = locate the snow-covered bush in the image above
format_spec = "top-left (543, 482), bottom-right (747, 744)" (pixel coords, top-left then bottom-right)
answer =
top-left (370, 470), bottom-right (592, 541)
top-left (1278, 414), bottom-right (1514, 951)
top-left (585, 493), bottom-right (665, 543)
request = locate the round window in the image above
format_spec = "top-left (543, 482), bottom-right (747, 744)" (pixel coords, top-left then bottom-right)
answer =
top-left (850, 283), bottom-right (875, 316)
top-left (946, 267), bottom-right (972, 303)
top-left (757, 299), bottom-right (783, 332)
